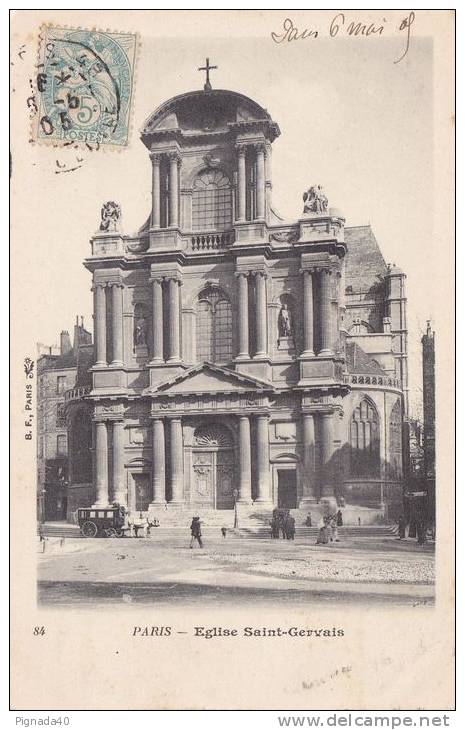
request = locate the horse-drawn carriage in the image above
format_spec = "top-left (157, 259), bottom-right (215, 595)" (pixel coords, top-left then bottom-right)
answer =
top-left (77, 506), bottom-right (126, 538)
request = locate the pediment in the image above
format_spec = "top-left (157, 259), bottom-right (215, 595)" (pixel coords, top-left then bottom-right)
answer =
top-left (151, 363), bottom-right (271, 396)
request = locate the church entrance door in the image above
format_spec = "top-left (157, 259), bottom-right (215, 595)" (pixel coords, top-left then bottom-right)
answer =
top-left (192, 425), bottom-right (235, 510)
top-left (134, 473), bottom-right (151, 512)
top-left (277, 469), bottom-right (297, 509)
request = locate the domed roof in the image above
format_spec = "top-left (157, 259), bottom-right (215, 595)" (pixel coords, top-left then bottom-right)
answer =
top-left (141, 89), bottom-right (280, 146)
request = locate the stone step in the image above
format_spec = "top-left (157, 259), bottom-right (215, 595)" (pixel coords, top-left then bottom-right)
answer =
top-left (38, 523), bottom-right (398, 539)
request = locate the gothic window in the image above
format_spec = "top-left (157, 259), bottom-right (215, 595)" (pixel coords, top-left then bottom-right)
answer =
top-left (388, 399), bottom-right (402, 479)
top-left (196, 288), bottom-right (233, 363)
top-left (350, 398), bottom-right (380, 477)
top-left (192, 170), bottom-right (232, 231)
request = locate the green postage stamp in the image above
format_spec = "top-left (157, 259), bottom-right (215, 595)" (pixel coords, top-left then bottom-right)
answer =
top-left (34, 26), bottom-right (138, 147)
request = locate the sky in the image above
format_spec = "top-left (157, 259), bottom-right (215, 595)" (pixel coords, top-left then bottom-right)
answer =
top-left (11, 10), bottom-right (444, 420)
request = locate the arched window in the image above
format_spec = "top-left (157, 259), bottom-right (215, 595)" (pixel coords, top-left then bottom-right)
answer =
top-left (350, 398), bottom-right (380, 477)
top-left (196, 287), bottom-right (233, 363)
top-left (192, 170), bottom-right (232, 231)
top-left (388, 399), bottom-right (402, 478)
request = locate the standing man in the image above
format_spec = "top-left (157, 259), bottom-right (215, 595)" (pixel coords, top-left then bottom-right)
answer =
top-left (190, 516), bottom-right (203, 548)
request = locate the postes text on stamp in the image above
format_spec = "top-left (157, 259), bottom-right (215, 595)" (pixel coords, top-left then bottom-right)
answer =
top-left (34, 26), bottom-right (138, 148)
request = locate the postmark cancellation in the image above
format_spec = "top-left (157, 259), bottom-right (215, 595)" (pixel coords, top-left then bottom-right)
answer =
top-left (33, 26), bottom-right (138, 148)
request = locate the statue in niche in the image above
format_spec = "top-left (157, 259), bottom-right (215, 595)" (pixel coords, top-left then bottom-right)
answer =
top-left (303, 185), bottom-right (328, 215)
top-left (133, 309), bottom-right (148, 347)
top-left (278, 303), bottom-right (293, 338)
top-left (99, 201), bottom-right (121, 232)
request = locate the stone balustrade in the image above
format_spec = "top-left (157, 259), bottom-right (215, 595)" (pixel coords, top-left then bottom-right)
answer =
top-left (343, 373), bottom-right (401, 390)
top-left (190, 231), bottom-right (234, 251)
top-left (64, 385), bottom-right (91, 402)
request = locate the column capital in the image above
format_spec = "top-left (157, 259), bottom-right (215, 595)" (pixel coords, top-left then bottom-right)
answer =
top-left (107, 281), bottom-right (124, 289)
top-left (235, 143), bottom-right (248, 156)
top-left (234, 270), bottom-right (250, 279)
top-left (168, 150), bottom-right (181, 164)
top-left (253, 142), bottom-right (266, 156)
top-left (150, 152), bottom-right (164, 164)
top-left (252, 269), bottom-right (268, 279)
top-left (91, 281), bottom-right (108, 291)
top-left (150, 274), bottom-right (165, 284)
top-left (165, 274), bottom-right (183, 285)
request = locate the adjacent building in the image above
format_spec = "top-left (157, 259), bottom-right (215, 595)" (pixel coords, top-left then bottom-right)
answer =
top-left (37, 318), bottom-right (92, 520)
top-left (63, 78), bottom-right (408, 523)
top-left (422, 320), bottom-right (436, 523)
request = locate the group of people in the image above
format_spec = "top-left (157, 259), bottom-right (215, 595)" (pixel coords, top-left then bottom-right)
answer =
top-left (270, 509), bottom-right (296, 540)
top-left (398, 515), bottom-right (431, 545)
top-left (315, 512), bottom-right (343, 545)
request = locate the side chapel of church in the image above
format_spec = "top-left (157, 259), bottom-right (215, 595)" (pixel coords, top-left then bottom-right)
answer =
top-left (64, 64), bottom-right (408, 523)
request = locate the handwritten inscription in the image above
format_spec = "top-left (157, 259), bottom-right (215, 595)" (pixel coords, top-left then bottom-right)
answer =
top-left (271, 12), bottom-right (416, 63)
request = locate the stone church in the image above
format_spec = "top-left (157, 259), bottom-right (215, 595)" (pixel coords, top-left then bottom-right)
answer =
top-left (64, 70), bottom-right (408, 524)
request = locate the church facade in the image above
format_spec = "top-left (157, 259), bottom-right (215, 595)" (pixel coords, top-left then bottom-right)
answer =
top-left (64, 78), bottom-right (407, 523)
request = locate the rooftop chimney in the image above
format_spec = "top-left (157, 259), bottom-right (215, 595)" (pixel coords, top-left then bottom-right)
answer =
top-left (60, 330), bottom-right (72, 355)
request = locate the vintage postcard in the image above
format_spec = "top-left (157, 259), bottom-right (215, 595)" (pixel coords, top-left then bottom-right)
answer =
top-left (10, 9), bottom-right (455, 711)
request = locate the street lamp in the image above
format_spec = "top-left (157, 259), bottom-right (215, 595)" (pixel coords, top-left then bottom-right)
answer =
top-left (233, 488), bottom-right (239, 529)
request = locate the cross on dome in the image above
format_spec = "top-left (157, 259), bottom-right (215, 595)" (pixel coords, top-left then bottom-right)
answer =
top-left (198, 57), bottom-right (218, 91)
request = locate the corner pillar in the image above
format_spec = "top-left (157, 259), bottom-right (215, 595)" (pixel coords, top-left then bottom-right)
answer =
top-left (319, 268), bottom-right (333, 356)
top-left (236, 272), bottom-right (250, 359)
top-left (150, 153), bottom-right (162, 228)
top-left (151, 418), bottom-right (166, 505)
top-left (110, 283), bottom-right (124, 367)
top-left (238, 415), bottom-right (252, 503)
top-left (94, 420), bottom-right (109, 506)
top-left (112, 420), bottom-right (126, 506)
top-left (93, 283), bottom-right (107, 366)
top-left (150, 276), bottom-right (164, 363)
top-left (169, 418), bottom-right (184, 504)
top-left (255, 414), bottom-right (271, 503)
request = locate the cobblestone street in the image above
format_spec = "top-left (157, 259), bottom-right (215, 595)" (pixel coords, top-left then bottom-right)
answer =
top-left (38, 533), bottom-right (435, 608)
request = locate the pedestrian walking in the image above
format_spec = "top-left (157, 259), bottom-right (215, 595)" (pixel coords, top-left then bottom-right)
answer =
top-left (285, 515), bottom-right (295, 540)
top-left (316, 517), bottom-right (329, 545)
top-left (221, 527), bottom-right (227, 539)
top-left (305, 513), bottom-right (312, 527)
top-left (398, 515), bottom-right (406, 539)
top-left (270, 516), bottom-right (279, 539)
top-left (336, 510), bottom-right (343, 527)
top-left (330, 516), bottom-right (339, 542)
top-left (190, 516), bottom-right (203, 548)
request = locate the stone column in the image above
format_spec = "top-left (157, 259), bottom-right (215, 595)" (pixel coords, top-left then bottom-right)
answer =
top-left (151, 418), bottom-right (166, 504)
top-left (238, 415), bottom-right (252, 503)
top-left (151, 277), bottom-right (164, 363)
top-left (237, 145), bottom-right (246, 222)
top-left (168, 152), bottom-right (179, 227)
top-left (255, 414), bottom-right (271, 503)
top-left (169, 418), bottom-right (184, 503)
top-left (255, 144), bottom-right (266, 220)
top-left (110, 283), bottom-right (124, 366)
top-left (94, 283), bottom-right (107, 366)
top-left (254, 272), bottom-right (267, 358)
top-left (150, 153), bottom-right (162, 228)
top-left (319, 268), bottom-right (333, 356)
top-left (302, 270), bottom-right (315, 357)
top-left (320, 412), bottom-right (336, 503)
top-left (236, 272), bottom-right (249, 359)
top-left (167, 277), bottom-right (181, 362)
top-left (112, 420), bottom-right (126, 505)
top-left (95, 421), bottom-right (109, 506)
top-left (300, 413), bottom-right (316, 506)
